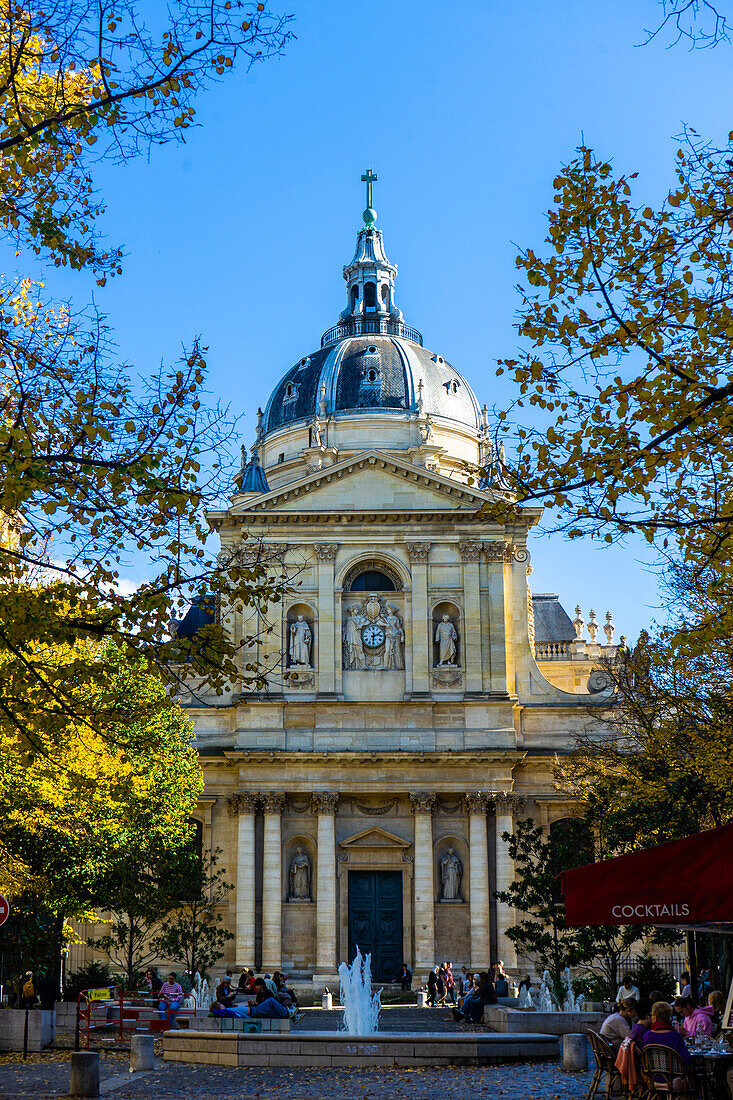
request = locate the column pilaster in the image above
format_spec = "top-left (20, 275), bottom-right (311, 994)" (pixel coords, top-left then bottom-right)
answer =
top-left (313, 792), bottom-right (339, 985)
top-left (485, 542), bottom-right (509, 694)
top-left (407, 543), bottom-right (430, 696)
top-left (409, 791), bottom-right (435, 982)
top-left (314, 543), bottom-right (338, 695)
top-left (491, 792), bottom-right (525, 971)
top-left (261, 792), bottom-right (286, 971)
top-left (227, 792), bottom-right (259, 966)
top-left (460, 542), bottom-right (483, 693)
top-left (466, 792), bottom-right (491, 970)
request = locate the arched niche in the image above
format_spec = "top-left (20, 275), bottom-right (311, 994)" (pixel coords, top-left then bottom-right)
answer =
top-left (285, 602), bottom-right (316, 669)
top-left (432, 600), bottom-right (461, 668)
top-left (433, 833), bottom-right (469, 904)
top-left (282, 833), bottom-right (317, 903)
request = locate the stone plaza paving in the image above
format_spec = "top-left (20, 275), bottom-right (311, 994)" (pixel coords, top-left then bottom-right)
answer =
top-left (0, 1007), bottom-right (595, 1097)
top-left (0, 1055), bottom-right (595, 1098)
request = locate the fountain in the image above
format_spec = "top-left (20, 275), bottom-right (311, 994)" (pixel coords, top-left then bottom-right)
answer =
top-left (484, 967), bottom-right (603, 1037)
top-left (191, 972), bottom-right (212, 1013)
top-left (538, 970), bottom-right (555, 1012)
top-left (337, 945), bottom-right (381, 1034)
top-left (517, 984), bottom-right (534, 1009)
top-left (562, 967), bottom-right (586, 1013)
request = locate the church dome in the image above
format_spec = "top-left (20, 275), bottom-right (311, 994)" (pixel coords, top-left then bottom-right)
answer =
top-left (260, 334), bottom-right (482, 437)
top-left (246, 171), bottom-right (495, 492)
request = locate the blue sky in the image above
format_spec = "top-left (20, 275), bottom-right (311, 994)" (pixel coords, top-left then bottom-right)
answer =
top-left (36, 0), bottom-right (733, 641)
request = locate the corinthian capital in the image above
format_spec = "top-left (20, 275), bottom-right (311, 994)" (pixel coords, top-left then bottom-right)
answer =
top-left (262, 792), bottom-right (286, 814)
top-left (409, 791), bottom-right (436, 815)
top-left (460, 541), bottom-right (483, 562)
top-left (313, 543), bottom-right (338, 563)
top-left (465, 792), bottom-right (489, 814)
top-left (226, 791), bottom-right (259, 816)
top-left (490, 791), bottom-right (526, 815)
top-left (406, 541), bottom-right (431, 562)
top-left (312, 792), bottom-right (339, 815)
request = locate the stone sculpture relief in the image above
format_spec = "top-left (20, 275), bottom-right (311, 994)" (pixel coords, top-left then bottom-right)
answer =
top-left (289, 614), bottom-right (312, 667)
top-left (434, 614), bottom-right (458, 666)
top-left (288, 846), bottom-right (311, 901)
top-left (342, 596), bottom-right (404, 671)
top-left (440, 846), bottom-right (463, 902)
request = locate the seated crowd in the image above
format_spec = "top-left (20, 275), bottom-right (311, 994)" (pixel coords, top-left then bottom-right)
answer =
top-left (598, 973), bottom-right (732, 1098)
top-left (210, 967), bottom-right (302, 1021)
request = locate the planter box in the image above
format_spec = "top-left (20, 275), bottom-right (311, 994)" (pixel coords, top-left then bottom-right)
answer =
top-left (484, 1004), bottom-right (606, 1036)
top-left (0, 1009), bottom-right (55, 1052)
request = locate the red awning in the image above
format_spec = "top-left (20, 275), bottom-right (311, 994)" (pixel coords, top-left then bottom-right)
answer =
top-left (561, 822), bottom-right (733, 926)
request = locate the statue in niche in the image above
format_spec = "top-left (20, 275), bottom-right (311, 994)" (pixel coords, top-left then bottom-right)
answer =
top-left (288, 846), bottom-right (311, 901)
top-left (289, 614), bottom-right (312, 667)
top-left (435, 614), bottom-right (458, 666)
top-left (440, 847), bottom-right (463, 902)
top-left (343, 605), bottom-right (366, 669)
top-left (383, 605), bottom-right (405, 670)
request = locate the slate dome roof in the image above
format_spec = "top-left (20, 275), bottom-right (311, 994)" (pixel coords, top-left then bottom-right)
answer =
top-left (261, 333), bottom-right (482, 437)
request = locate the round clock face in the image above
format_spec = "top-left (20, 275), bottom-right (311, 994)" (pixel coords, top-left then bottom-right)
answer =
top-left (362, 624), bottom-right (385, 648)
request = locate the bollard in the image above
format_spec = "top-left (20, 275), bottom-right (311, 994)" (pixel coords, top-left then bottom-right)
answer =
top-left (130, 1034), bottom-right (155, 1071)
top-left (69, 1051), bottom-right (100, 1097)
top-left (416, 991), bottom-right (427, 1008)
top-left (321, 990), bottom-right (333, 1010)
top-left (562, 1032), bottom-right (588, 1071)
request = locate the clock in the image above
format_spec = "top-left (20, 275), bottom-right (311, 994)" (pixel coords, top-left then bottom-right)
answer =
top-left (362, 624), bottom-right (385, 648)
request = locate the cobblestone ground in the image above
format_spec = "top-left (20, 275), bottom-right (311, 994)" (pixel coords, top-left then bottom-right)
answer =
top-left (0, 1055), bottom-right (594, 1099)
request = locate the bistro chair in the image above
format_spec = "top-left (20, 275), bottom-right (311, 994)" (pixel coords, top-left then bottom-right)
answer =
top-left (587, 1030), bottom-right (625, 1100)
top-left (639, 1044), bottom-right (699, 1099)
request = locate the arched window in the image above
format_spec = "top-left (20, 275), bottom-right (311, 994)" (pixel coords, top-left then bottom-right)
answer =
top-left (342, 559), bottom-right (403, 592)
top-left (351, 285), bottom-right (359, 308)
top-left (380, 284), bottom-right (389, 302)
top-left (367, 368), bottom-right (378, 383)
top-left (348, 569), bottom-right (396, 592)
top-left (364, 282), bottom-right (377, 309)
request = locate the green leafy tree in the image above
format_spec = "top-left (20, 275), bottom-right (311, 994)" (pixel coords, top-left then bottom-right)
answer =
top-left (153, 848), bottom-right (233, 980)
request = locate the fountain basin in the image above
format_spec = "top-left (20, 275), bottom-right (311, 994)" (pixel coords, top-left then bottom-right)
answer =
top-left (163, 1029), bottom-right (560, 1068)
top-left (484, 1005), bottom-right (606, 1036)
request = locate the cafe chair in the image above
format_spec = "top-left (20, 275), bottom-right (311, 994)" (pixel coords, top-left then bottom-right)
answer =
top-left (587, 1029), bottom-right (625, 1100)
top-left (639, 1044), bottom-right (699, 1099)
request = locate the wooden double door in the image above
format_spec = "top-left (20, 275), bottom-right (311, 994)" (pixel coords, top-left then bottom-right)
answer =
top-left (347, 870), bottom-right (403, 982)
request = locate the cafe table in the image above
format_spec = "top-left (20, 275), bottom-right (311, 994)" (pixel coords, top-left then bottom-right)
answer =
top-left (690, 1046), bottom-right (733, 1100)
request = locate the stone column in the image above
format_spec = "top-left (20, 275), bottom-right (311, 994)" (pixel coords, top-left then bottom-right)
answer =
top-left (460, 542), bottom-right (483, 693)
top-left (492, 792), bottom-right (525, 970)
top-left (410, 791), bottom-right (436, 982)
top-left (261, 792), bottom-right (286, 971)
top-left (407, 543), bottom-right (430, 695)
top-left (314, 543), bottom-right (338, 695)
top-left (485, 542), bottom-right (509, 694)
top-left (313, 792), bottom-right (339, 984)
top-left (466, 793), bottom-right (491, 970)
top-left (227, 792), bottom-right (258, 966)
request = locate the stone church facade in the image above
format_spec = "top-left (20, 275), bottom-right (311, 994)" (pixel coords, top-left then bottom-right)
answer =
top-left (180, 187), bottom-right (620, 990)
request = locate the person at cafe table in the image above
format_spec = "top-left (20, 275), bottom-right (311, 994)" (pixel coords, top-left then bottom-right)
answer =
top-left (674, 995), bottom-right (715, 1039)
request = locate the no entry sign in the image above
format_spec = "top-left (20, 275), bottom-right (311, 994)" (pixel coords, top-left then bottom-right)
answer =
top-left (0, 895), bottom-right (9, 926)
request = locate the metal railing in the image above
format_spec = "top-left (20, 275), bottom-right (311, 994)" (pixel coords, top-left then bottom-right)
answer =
top-left (320, 318), bottom-right (423, 347)
top-left (535, 641), bottom-right (572, 660)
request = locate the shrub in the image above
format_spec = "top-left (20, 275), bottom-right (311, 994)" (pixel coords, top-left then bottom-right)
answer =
top-left (63, 962), bottom-right (113, 1002)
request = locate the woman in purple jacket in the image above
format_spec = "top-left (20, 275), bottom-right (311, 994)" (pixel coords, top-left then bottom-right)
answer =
top-left (642, 1001), bottom-right (694, 1090)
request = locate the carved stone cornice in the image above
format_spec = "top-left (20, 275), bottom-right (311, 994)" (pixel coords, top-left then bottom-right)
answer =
top-left (409, 791), bottom-right (436, 815)
top-left (262, 792), bottom-right (287, 814)
top-left (312, 792), bottom-right (339, 815)
top-left (459, 541), bottom-right (483, 563)
top-left (227, 791), bottom-right (259, 816)
top-left (406, 541), bottom-right (431, 562)
top-left (465, 792), bottom-right (489, 814)
top-left (313, 542), bottom-right (338, 563)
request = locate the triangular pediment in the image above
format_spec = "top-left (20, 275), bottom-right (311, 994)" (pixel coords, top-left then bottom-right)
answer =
top-left (339, 826), bottom-right (411, 850)
top-left (229, 450), bottom-right (500, 517)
